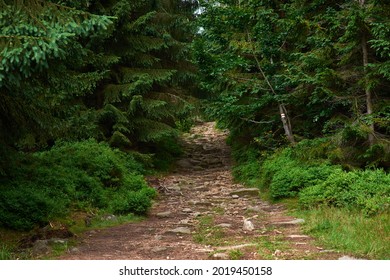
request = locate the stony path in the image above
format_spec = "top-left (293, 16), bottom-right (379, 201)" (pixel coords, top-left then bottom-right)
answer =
top-left (60, 122), bottom-right (342, 260)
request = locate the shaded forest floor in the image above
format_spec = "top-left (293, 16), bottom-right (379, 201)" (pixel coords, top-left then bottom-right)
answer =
top-left (59, 122), bottom-right (346, 260)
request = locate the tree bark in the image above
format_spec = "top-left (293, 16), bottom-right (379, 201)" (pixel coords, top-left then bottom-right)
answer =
top-left (247, 32), bottom-right (295, 144)
top-left (359, 0), bottom-right (375, 146)
top-left (279, 104), bottom-right (295, 144)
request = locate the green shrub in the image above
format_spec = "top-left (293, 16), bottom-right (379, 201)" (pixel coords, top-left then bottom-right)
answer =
top-left (299, 169), bottom-right (390, 215)
top-left (259, 147), bottom-right (341, 199)
top-left (111, 188), bottom-right (156, 215)
top-left (0, 184), bottom-right (67, 230)
top-left (149, 136), bottom-right (183, 171)
top-left (269, 164), bottom-right (342, 199)
top-left (0, 140), bottom-right (155, 230)
top-left (232, 146), bottom-right (263, 186)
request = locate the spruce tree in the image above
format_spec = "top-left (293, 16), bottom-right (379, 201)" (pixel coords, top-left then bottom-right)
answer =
top-left (87, 0), bottom-right (198, 156)
top-left (0, 0), bottom-right (113, 174)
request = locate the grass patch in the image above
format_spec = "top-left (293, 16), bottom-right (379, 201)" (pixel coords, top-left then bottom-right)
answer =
top-left (255, 235), bottom-right (289, 260)
top-left (0, 244), bottom-right (12, 260)
top-left (299, 207), bottom-right (390, 259)
top-left (193, 215), bottom-right (226, 245)
top-left (212, 206), bottom-right (225, 215)
top-left (229, 249), bottom-right (244, 260)
top-left (88, 213), bottom-right (144, 230)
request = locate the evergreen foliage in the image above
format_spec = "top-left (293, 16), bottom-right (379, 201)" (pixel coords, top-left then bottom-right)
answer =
top-left (89, 0), bottom-right (198, 158)
top-left (0, 0), bottom-right (198, 230)
top-left (194, 0), bottom-right (390, 168)
top-left (0, 140), bottom-right (155, 230)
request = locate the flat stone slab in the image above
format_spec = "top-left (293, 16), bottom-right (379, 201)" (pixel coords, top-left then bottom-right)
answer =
top-left (194, 186), bottom-right (209, 192)
top-left (339, 255), bottom-right (359, 260)
top-left (151, 246), bottom-right (169, 253)
top-left (230, 188), bottom-right (259, 197)
top-left (216, 223), bottom-right (232, 228)
top-left (247, 206), bottom-right (264, 213)
top-left (272, 219), bottom-right (305, 226)
top-left (156, 211), bottom-right (172, 218)
top-left (176, 159), bottom-right (193, 168)
top-left (190, 200), bottom-right (213, 207)
top-left (211, 252), bottom-right (229, 260)
top-left (166, 227), bottom-right (192, 235)
top-left (217, 244), bottom-right (257, 250)
top-left (287, 235), bottom-right (310, 239)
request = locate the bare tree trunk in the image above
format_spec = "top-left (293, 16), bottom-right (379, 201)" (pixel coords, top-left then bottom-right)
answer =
top-left (279, 104), bottom-right (295, 144)
top-left (247, 32), bottom-right (295, 144)
top-left (359, 0), bottom-right (375, 146)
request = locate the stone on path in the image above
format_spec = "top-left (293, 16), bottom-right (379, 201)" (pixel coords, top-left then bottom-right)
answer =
top-left (272, 219), bottom-right (305, 226)
top-left (156, 211), bottom-right (172, 218)
top-left (216, 223), bottom-right (232, 228)
top-left (217, 244), bottom-right (257, 250)
top-left (194, 186), bottom-right (209, 192)
top-left (338, 255), bottom-right (361, 260)
top-left (152, 246), bottom-right (168, 253)
top-left (243, 219), bottom-right (255, 231)
top-left (287, 235), bottom-right (310, 239)
top-left (247, 206), bottom-right (264, 213)
top-left (212, 252), bottom-right (229, 260)
top-left (176, 159), bottom-right (193, 169)
top-left (167, 227), bottom-right (192, 235)
top-left (32, 240), bottom-right (51, 256)
top-left (272, 249), bottom-right (283, 257)
top-left (230, 188), bottom-right (259, 197)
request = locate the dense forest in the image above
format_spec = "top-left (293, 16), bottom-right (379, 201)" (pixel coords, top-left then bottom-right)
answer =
top-left (195, 0), bottom-right (390, 207)
top-left (0, 0), bottom-right (389, 259)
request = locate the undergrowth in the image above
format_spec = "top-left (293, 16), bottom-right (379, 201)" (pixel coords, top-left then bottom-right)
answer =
top-left (300, 208), bottom-right (390, 259)
top-left (231, 136), bottom-right (390, 259)
top-left (0, 140), bottom-right (156, 231)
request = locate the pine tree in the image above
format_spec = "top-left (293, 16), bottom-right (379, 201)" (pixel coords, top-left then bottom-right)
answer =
top-left (0, 0), bottom-right (113, 174)
top-left (194, 0), bottom-right (300, 145)
top-left (87, 0), bottom-right (198, 154)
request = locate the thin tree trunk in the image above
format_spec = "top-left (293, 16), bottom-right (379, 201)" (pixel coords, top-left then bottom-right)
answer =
top-left (279, 104), bottom-right (295, 144)
top-left (359, 0), bottom-right (375, 146)
top-left (247, 32), bottom-right (295, 144)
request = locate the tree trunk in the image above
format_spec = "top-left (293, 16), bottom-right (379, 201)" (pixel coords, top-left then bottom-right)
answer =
top-left (279, 104), bottom-right (295, 144)
top-left (359, 0), bottom-right (375, 146)
top-left (247, 32), bottom-right (295, 144)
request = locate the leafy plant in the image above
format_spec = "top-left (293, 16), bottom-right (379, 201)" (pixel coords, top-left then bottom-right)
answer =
top-left (0, 140), bottom-right (155, 230)
top-left (299, 169), bottom-right (390, 216)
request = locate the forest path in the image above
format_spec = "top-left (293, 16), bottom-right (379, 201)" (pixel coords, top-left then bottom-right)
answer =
top-left (60, 122), bottom-right (342, 260)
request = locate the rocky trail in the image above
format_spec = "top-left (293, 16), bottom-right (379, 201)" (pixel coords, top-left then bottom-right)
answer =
top-left (59, 122), bottom-right (343, 260)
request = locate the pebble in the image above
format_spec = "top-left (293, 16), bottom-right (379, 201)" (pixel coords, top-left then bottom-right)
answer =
top-left (273, 249), bottom-right (282, 257)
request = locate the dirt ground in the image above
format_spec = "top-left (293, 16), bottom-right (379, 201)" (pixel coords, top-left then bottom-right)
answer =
top-left (59, 122), bottom-right (343, 260)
